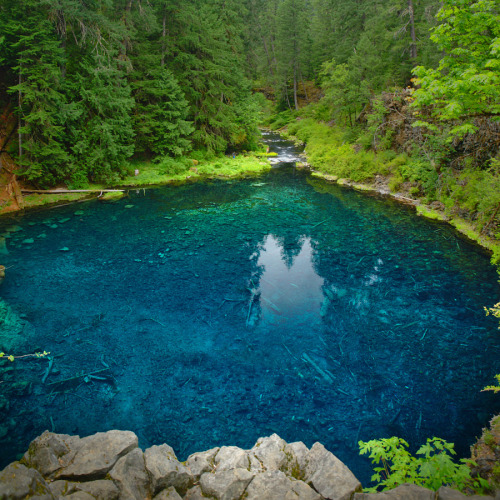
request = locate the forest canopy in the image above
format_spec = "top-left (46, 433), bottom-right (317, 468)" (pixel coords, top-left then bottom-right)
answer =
top-left (0, 0), bottom-right (498, 188)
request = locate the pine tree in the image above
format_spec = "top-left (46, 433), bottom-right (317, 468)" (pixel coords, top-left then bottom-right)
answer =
top-left (2, 0), bottom-right (70, 186)
top-left (69, 52), bottom-right (135, 184)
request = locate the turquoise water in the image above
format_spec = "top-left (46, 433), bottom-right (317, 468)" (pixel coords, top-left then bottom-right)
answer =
top-left (0, 137), bottom-right (499, 485)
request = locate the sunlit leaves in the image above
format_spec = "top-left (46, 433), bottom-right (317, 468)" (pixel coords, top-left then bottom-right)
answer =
top-left (359, 436), bottom-right (485, 493)
top-left (412, 0), bottom-right (500, 138)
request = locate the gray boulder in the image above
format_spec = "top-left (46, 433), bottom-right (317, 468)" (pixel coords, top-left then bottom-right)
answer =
top-left (199, 468), bottom-right (254, 500)
top-left (437, 486), bottom-right (495, 500)
top-left (109, 448), bottom-right (150, 499)
top-left (182, 485), bottom-right (212, 499)
top-left (46, 480), bottom-right (76, 497)
top-left (353, 483), bottom-right (435, 499)
top-left (23, 431), bottom-right (81, 477)
top-left (282, 441), bottom-right (309, 480)
top-left (144, 444), bottom-right (194, 496)
top-left (0, 463), bottom-right (53, 499)
top-left (244, 470), bottom-right (321, 500)
top-left (153, 486), bottom-right (184, 499)
top-left (63, 492), bottom-right (95, 500)
top-left (186, 447), bottom-right (219, 478)
top-left (250, 434), bottom-right (287, 471)
top-left (304, 442), bottom-right (362, 500)
top-left (75, 479), bottom-right (120, 500)
top-left (57, 430), bottom-right (138, 480)
top-left (212, 446), bottom-right (248, 472)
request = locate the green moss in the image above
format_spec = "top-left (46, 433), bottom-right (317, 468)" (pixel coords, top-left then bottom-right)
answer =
top-left (484, 431), bottom-right (496, 447)
top-left (416, 205), bottom-right (448, 221)
top-left (22, 193), bottom-right (92, 210)
top-left (100, 191), bottom-right (125, 201)
top-left (254, 152), bottom-right (278, 157)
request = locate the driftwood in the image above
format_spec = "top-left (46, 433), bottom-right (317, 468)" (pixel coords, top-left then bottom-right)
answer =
top-left (47, 367), bottom-right (113, 393)
top-left (301, 353), bottom-right (334, 384)
top-left (22, 189), bottom-right (124, 194)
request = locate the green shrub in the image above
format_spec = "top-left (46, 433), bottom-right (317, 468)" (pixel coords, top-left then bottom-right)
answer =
top-left (190, 149), bottom-right (216, 162)
top-left (267, 110), bottom-right (295, 130)
top-left (447, 166), bottom-right (500, 230)
top-left (155, 156), bottom-right (191, 175)
top-left (399, 158), bottom-right (438, 196)
top-left (359, 436), bottom-right (488, 493)
top-left (388, 171), bottom-right (404, 192)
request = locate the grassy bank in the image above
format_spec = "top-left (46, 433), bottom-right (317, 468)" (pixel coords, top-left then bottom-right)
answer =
top-left (271, 113), bottom-right (500, 267)
top-left (14, 154), bottom-right (271, 214)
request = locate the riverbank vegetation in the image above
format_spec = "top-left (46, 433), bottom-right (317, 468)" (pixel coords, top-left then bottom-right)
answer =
top-left (256, 0), bottom-right (499, 267)
top-left (0, 0), bottom-right (267, 191)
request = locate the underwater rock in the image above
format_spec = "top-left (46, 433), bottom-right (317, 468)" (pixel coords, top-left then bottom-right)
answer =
top-left (0, 298), bottom-right (32, 352)
top-left (0, 237), bottom-right (7, 255)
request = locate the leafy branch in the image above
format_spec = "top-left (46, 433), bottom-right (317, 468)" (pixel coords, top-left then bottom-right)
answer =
top-left (0, 350), bottom-right (50, 363)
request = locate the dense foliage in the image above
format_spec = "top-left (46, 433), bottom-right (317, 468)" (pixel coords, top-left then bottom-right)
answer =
top-left (246, 0), bottom-right (443, 111)
top-left (0, 0), bottom-right (499, 213)
top-left (0, 0), bottom-right (262, 186)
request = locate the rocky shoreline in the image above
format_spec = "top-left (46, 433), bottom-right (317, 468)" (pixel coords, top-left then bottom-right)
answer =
top-left (0, 430), bottom-right (496, 499)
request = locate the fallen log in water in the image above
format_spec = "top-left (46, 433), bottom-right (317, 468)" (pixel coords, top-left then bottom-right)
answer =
top-left (47, 368), bottom-right (113, 393)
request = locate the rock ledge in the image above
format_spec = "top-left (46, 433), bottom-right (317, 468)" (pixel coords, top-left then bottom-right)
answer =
top-left (0, 430), bottom-right (495, 500)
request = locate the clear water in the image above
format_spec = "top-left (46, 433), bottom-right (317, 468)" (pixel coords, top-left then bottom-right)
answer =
top-left (0, 132), bottom-right (499, 486)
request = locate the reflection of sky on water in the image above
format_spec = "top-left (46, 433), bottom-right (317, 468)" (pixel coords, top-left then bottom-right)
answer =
top-left (257, 235), bottom-right (324, 323)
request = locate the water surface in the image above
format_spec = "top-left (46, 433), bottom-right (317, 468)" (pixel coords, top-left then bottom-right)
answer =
top-left (0, 135), bottom-right (499, 485)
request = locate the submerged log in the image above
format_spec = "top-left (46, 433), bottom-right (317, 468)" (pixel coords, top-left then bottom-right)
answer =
top-left (47, 368), bottom-right (113, 393)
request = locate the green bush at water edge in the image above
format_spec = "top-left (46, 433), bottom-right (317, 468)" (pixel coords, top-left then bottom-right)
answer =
top-left (359, 436), bottom-right (489, 494)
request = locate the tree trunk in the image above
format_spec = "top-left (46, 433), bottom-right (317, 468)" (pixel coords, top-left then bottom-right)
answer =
top-left (408, 0), bottom-right (417, 59)
top-left (18, 63), bottom-right (22, 163)
top-left (161, 6), bottom-right (167, 67)
top-left (261, 37), bottom-right (274, 77)
top-left (293, 65), bottom-right (299, 110)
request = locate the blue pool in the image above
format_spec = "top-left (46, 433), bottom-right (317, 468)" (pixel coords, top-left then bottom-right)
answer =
top-left (0, 134), bottom-right (499, 485)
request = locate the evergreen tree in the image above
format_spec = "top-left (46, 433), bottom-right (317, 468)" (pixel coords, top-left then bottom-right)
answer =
top-left (167, 0), bottom-right (259, 152)
top-left (69, 53), bottom-right (135, 184)
top-left (275, 0), bottom-right (311, 109)
top-left (132, 65), bottom-right (193, 157)
top-left (2, 0), bottom-right (70, 186)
